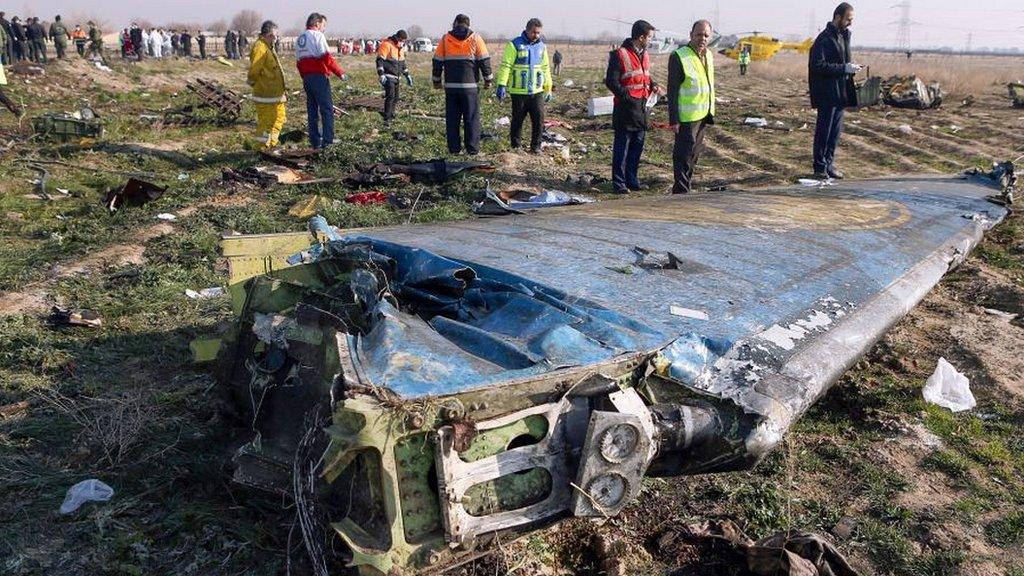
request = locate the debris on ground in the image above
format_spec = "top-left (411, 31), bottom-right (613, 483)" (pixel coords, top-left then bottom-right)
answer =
top-left (473, 187), bottom-right (594, 214)
top-left (855, 76), bottom-right (882, 107)
top-left (660, 519), bottom-right (860, 576)
top-left (1010, 83), bottom-right (1024, 108)
top-left (254, 165), bottom-right (333, 185)
top-left (154, 213), bottom-right (177, 221)
top-left (9, 61), bottom-right (45, 75)
top-left (345, 191), bottom-right (388, 205)
top-left (159, 78), bottom-right (243, 125)
top-left (897, 124), bottom-right (914, 135)
top-left (185, 287), bottom-right (226, 299)
top-left (960, 94), bottom-right (975, 107)
top-left (345, 159), bottom-right (493, 187)
top-left (49, 307), bottom-right (103, 328)
top-left (59, 479), bottom-right (114, 514)
top-left (587, 96), bottom-right (615, 117)
top-left (259, 147), bottom-right (317, 169)
top-left (288, 195), bottom-right (333, 219)
top-left (923, 357), bottom-right (976, 412)
top-left (565, 172), bottom-right (607, 190)
top-left (494, 116), bottom-right (511, 127)
top-left (883, 75), bottom-right (944, 109)
top-left (104, 178), bottom-right (167, 212)
top-left (744, 117), bottom-right (769, 128)
top-left (0, 400), bottom-right (31, 419)
top-left (31, 113), bottom-right (104, 141)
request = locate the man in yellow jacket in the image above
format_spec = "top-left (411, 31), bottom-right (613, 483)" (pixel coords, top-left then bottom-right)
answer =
top-left (495, 18), bottom-right (552, 153)
top-left (248, 20), bottom-right (286, 149)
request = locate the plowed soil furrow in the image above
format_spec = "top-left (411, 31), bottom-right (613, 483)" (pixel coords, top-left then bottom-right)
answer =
top-left (843, 123), bottom-right (963, 170)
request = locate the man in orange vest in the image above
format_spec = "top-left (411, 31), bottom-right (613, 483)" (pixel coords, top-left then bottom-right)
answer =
top-left (604, 20), bottom-right (662, 194)
top-left (432, 14), bottom-right (493, 155)
top-left (376, 29), bottom-right (412, 125)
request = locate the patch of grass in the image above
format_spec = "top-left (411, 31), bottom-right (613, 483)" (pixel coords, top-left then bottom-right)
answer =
top-left (985, 509), bottom-right (1024, 546)
top-left (922, 449), bottom-right (973, 481)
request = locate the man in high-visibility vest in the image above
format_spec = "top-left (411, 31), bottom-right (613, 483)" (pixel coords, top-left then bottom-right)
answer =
top-left (433, 13), bottom-right (493, 155)
top-left (376, 29), bottom-right (412, 125)
top-left (248, 20), bottom-right (286, 150)
top-left (668, 20), bottom-right (715, 194)
top-left (495, 18), bottom-right (553, 154)
top-left (739, 45), bottom-right (750, 76)
top-left (604, 20), bottom-right (662, 194)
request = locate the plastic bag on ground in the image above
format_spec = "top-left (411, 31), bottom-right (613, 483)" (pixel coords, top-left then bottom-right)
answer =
top-left (923, 357), bottom-right (976, 412)
top-left (60, 479), bottom-right (114, 514)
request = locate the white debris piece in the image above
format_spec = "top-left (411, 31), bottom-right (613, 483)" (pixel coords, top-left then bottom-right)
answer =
top-left (897, 124), bottom-right (913, 135)
top-left (798, 178), bottom-right (833, 187)
top-left (60, 479), bottom-right (114, 514)
top-left (923, 358), bottom-right (976, 412)
top-left (744, 117), bottom-right (768, 128)
top-left (494, 116), bottom-right (510, 127)
top-left (587, 96), bottom-right (615, 117)
top-left (154, 213), bottom-right (177, 221)
top-left (563, 79), bottom-right (575, 87)
top-left (185, 287), bottom-right (226, 299)
top-left (670, 306), bottom-right (709, 320)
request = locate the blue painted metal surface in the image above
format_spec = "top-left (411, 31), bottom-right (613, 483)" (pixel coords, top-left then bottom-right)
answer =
top-left (338, 175), bottom-right (1006, 404)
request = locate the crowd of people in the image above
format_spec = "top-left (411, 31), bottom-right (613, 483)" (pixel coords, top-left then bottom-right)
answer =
top-left (0, 4), bottom-right (864, 194)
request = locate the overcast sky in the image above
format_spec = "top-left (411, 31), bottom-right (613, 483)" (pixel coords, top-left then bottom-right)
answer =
top-left (16, 0), bottom-right (1024, 50)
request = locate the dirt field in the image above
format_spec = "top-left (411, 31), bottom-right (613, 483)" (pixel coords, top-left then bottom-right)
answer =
top-left (1, 45), bottom-right (1023, 576)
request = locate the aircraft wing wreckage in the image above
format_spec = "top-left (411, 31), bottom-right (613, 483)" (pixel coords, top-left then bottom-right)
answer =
top-left (217, 169), bottom-right (1013, 575)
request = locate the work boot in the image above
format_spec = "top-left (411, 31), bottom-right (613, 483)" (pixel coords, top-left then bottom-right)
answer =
top-left (812, 171), bottom-right (830, 181)
top-left (827, 167), bottom-right (845, 179)
top-left (627, 183), bottom-right (649, 192)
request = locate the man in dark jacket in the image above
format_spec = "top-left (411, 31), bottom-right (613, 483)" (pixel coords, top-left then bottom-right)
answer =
top-left (604, 20), bottom-right (661, 193)
top-left (432, 14), bottom-right (493, 155)
top-left (11, 17), bottom-right (27, 61)
top-left (129, 24), bottom-right (143, 60)
top-left (180, 31), bottom-right (192, 58)
top-left (808, 3), bottom-right (862, 180)
top-left (197, 31), bottom-right (206, 59)
top-left (27, 17), bottom-right (46, 62)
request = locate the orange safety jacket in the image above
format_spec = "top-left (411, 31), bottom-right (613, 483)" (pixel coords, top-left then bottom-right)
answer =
top-left (376, 37), bottom-right (408, 78)
top-left (432, 28), bottom-right (493, 90)
top-left (615, 46), bottom-right (652, 102)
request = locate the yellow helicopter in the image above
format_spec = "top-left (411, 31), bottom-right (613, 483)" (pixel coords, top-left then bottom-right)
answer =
top-left (715, 32), bottom-right (813, 61)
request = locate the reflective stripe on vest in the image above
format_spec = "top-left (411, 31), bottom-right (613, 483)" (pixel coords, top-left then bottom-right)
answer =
top-left (675, 45), bottom-right (715, 122)
top-left (617, 47), bottom-right (650, 99)
top-left (508, 39), bottom-right (546, 95)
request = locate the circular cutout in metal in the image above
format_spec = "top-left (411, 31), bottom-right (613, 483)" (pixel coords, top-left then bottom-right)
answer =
top-left (599, 423), bottom-right (640, 463)
top-left (586, 473), bottom-right (628, 509)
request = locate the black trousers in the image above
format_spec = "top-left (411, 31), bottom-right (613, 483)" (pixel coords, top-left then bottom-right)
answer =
top-left (510, 93), bottom-right (544, 151)
top-left (383, 78), bottom-right (400, 122)
top-left (55, 41), bottom-right (66, 59)
top-left (672, 117), bottom-right (710, 193)
top-left (812, 106), bottom-right (844, 173)
top-left (444, 89), bottom-right (481, 154)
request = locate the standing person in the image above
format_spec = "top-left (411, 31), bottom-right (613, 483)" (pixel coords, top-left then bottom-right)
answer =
top-left (224, 29), bottom-right (236, 59)
top-left (668, 20), bottom-right (715, 195)
top-left (375, 29), bottom-right (411, 125)
top-left (27, 18), bottom-right (46, 63)
top-left (495, 18), bottom-right (553, 154)
top-left (161, 29), bottom-right (171, 58)
top-left (432, 13), bottom-right (493, 155)
top-left (49, 15), bottom-right (69, 59)
top-left (0, 13), bottom-right (13, 65)
top-left (604, 20), bottom-right (661, 193)
top-left (150, 28), bottom-right (162, 58)
top-left (180, 30), bottom-right (192, 58)
top-left (170, 30), bottom-right (180, 57)
top-left (71, 24), bottom-right (87, 57)
top-left (552, 49), bottom-right (562, 76)
top-left (11, 17), bottom-right (27, 62)
top-left (86, 21), bottom-right (103, 61)
top-left (197, 30), bottom-right (207, 59)
top-left (738, 45), bottom-right (750, 75)
top-left (0, 51), bottom-right (25, 116)
top-left (238, 33), bottom-right (248, 57)
top-left (129, 23), bottom-right (143, 60)
top-left (296, 12), bottom-right (347, 149)
top-left (248, 20), bottom-right (286, 149)
top-left (809, 2), bottom-right (861, 180)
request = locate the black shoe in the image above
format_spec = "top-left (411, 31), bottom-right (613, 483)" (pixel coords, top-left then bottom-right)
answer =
top-left (812, 171), bottom-right (830, 180)
top-left (827, 168), bottom-right (845, 179)
top-left (670, 187), bottom-right (688, 195)
top-left (627, 183), bottom-right (649, 192)
top-left (612, 187), bottom-right (629, 195)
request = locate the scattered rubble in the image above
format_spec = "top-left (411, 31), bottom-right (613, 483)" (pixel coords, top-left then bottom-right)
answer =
top-left (923, 358), bottom-right (976, 412)
top-left (104, 178), bottom-right (167, 212)
top-left (883, 75), bottom-right (944, 109)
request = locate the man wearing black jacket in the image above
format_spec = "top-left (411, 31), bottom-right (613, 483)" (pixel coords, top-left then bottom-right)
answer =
top-left (0, 13), bottom-right (14, 64)
top-left (604, 20), bottom-right (662, 194)
top-left (808, 3), bottom-right (862, 180)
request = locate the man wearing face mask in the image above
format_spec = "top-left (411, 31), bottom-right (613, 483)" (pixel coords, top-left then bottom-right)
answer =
top-left (809, 2), bottom-right (862, 180)
top-left (604, 20), bottom-right (662, 194)
top-left (668, 20), bottom-right (715, 195)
